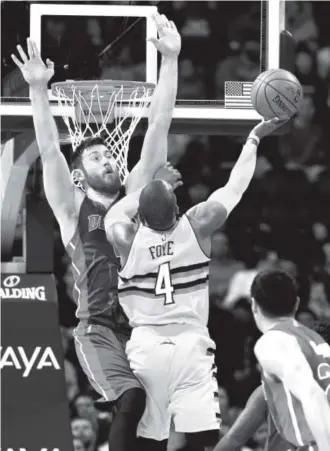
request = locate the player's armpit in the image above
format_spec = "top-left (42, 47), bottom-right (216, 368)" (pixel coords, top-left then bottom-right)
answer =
top-left (186, 200), bottom-right (228, 239)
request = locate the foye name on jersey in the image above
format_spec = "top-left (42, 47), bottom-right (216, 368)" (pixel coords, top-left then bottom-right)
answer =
top-left (149, 241), bottom-right (174, 260)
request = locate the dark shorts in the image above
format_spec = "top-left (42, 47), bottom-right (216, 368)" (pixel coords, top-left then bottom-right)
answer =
top-left (73, 322), bottom-right (143, 403)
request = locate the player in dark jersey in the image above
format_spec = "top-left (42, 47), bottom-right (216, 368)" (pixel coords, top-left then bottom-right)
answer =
top-left (214, 320), bottom-right (330, 451)
top-left (12, 13), bottom-right (182, 451)
top-left (247, 270), bottom-right (330, 451)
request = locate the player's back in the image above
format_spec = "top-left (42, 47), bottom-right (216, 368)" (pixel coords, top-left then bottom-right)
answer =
top-left (261, 318), bottom-right (330, 448)
top-left (118, 214), bottom-right (210, 328)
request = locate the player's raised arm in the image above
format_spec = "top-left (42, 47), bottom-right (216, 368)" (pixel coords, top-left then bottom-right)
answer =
top-left (186, 118), bottom-right (288, 243)
top-left (214, 385), bottom-right (268, 451)
top-left (255, 331), bottom-right (330, 451)
top-left (125, 13), bottom-right (180, 193)
top-left (11, 39), bottom-right (78, 243)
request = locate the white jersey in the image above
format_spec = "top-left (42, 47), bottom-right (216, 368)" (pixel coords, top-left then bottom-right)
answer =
top-left (118, 214), bottom-right (210, 328)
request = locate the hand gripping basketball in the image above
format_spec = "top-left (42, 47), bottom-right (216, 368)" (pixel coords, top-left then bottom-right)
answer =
top-left (11, 38), bottom-right (54, 87)
top-left (250, 117), bottom-right (290, 141)
top-left (148, 13), bottom-right (181, 57)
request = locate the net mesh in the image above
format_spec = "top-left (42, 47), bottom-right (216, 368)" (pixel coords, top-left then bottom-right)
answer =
top-left (53, 81), bottom-right (154, 183)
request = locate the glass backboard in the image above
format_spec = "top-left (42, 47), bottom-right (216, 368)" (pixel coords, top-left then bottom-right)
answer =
top-left (1, 0), bottom-right (286, 136)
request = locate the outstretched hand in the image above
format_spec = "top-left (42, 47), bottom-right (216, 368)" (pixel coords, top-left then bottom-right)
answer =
top-left (251, 116), bottom-right (290, 140)
top-left (148, 13), bottom-right (181, 58)
top-left (154, 162), bottom-right (183, 190)
top-left (11, 38), bottom-right (54, 87)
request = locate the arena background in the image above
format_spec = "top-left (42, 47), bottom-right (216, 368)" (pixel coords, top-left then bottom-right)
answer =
top-left (1, 1), bottom-right (330, 451)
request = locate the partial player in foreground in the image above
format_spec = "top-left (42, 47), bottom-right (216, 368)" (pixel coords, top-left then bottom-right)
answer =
top-left (104, 118), bottom-right (286, 451)
top-left (214, 319), bottom-right (330, 451)
top-left (248, 271), bottom-right (330, 451)
top-left (12, 13), bottom-right (181, 451)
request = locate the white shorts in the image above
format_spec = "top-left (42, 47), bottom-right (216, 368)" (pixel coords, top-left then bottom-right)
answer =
top-left (126, 325), bottom-right (221, 441)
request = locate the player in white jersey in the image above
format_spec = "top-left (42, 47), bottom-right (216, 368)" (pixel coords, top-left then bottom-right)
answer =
top-left (104, 117), bottom-right (287, 450)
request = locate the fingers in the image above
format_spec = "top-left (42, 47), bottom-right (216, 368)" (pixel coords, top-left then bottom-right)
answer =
top-left (174, 180), bottom-right (183, 189)
top-left (11, 39), bottom-right (41, 68)
top-left (46, 58), bottom-right (54, 70)
top-left (11, 53), bottom-right (23, 68)
top-left (27, 38), bottom-right (35, 59)
top-left (169, 20), bottom-right (177, 31)
top-left (270, 116), bottom-right (290, 128)
top-left (30, 38), bottom-right (40, 59)
top-left (160, 14), bottom-right (171, 29)
top-left (151, 12), bottom-right (171, 30)
top-left (16, 45), bottom-right (28, 63)
top-left (147, 36), bottom-right (158, 47)
top-left (262, 116), bottom-right (289, 128)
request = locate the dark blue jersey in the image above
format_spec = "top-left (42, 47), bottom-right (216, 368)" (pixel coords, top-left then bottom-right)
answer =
top-left (66, 192), bottom-right (130, 331)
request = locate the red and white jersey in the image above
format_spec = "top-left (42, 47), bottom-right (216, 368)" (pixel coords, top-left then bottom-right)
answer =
top-left (118, 215), bottom-right (210, 328)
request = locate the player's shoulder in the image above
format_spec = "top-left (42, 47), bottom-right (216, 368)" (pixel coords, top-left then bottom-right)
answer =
top-left (109, 220), bottom-right (138, 246)
top-left (255, 330), bottom-right (309, 382)
top-left (255, 329), bottom-right (298, 360)
top-left (186, 200), bottom-right (227, 234)
top-left (186, 200), bottom-right (226, 221)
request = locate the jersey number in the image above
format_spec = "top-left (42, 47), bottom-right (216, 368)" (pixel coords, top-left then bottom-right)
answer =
top-left (155, 262), bottom-right (175, 305)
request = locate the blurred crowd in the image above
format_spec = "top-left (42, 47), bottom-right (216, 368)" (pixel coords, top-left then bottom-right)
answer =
top-left (2, 1), bottom-right (330, 450)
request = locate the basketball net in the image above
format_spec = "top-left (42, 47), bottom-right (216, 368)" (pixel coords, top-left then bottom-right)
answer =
top-left (53, 81), bottom-right (154, 183)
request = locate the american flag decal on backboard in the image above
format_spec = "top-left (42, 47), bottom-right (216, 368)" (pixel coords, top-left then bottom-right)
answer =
top-left (225, 81), bottom-right (253, 109)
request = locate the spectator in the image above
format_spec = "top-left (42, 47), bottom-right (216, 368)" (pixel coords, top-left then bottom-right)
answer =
top-left (217, 386), bottom-right (241, 435)
top-left (252, 422), bottom-right (270, 451)
top-left (73, 438), bottom-right (85, 451)
top-left (177, 58), bottom-right (207, 99)
top-left (286, 1), bottom-right (318, 51)
top-left (296, 308), bottom-right (318, 327)
top-left (215, 12), bottom-right (260, 99)
top-left (209, 232), bottom-right (245, 301)
top-left (71, 418), bottom-right (97, 451)
top-left (73, 394), bottom-right (112, 447)
top-left (101, 46), bottom-right (144, 81)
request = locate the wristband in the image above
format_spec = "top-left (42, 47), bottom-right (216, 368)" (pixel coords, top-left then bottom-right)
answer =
top-left (247, 133), bottom-right (260, 146)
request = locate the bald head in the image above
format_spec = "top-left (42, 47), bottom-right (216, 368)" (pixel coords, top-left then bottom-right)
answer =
top-left (139, 180), bottom-right (177, 230)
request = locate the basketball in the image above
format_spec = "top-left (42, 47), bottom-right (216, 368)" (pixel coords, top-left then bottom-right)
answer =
top-left (251, 69), bottom-right (303, 119)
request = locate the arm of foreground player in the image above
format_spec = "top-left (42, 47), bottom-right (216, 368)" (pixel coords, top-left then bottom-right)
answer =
top-left (104, 189), bottom-right (142, 235)
top-left (214, 385), bottom-right (268, 451)
top-left (125, 14), bottom-right (180, 193)
top-left (186, 118), bottom-right (288, 238)
top-left (255, 331), bottom-right (330, 451)
top-left (11, 39), bottom-right (78, 243)
top-left (105, 163), bottom-right (182, 239)
top-left (104, 189), bottom-right (141, 260)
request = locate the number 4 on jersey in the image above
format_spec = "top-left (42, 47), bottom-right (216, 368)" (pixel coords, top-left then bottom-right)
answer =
top-left (155, 262), bottom-right (175, 305)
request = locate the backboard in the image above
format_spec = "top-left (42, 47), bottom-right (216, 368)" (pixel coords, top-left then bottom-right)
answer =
top-left (1, 0), bottom-right (289, 138)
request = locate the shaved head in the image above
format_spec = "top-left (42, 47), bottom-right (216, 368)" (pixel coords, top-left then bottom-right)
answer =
top-left (138, 180), bottom-right (177, 230)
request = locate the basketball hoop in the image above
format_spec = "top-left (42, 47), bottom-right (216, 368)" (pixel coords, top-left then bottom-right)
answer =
top-left (51, 80), bottom-right (155, 182)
